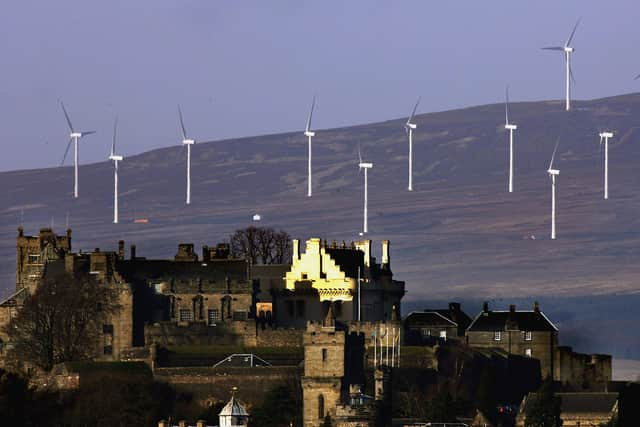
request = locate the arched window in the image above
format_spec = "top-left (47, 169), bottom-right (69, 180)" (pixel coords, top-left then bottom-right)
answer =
top-left (318, 394), bottom-right (325, 419)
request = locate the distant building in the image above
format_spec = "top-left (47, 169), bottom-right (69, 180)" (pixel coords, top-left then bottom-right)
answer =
top-left (157, 392), bottom-right (249, 427)
top-left (404, 302), bottom-right (471, 344)
top-left (466, 302), bottom-right (558, 378)
top-left (516, 392), bottom-right (618, 427)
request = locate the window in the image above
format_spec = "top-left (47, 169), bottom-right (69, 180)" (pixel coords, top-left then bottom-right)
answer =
top-left (296, 300), bottom-right (306, 318)
top-left (96, 302), bottom-right (103, 312)
top-left (440, 330), bottom-right (447, 341)
top-left (103, 324), bottom-right (114, 334)
top-left (322, 348), bottom-right (328, 361)
top-left (302, 273), bottom-right (308, 279)
top-left (208, 309), bottom-right (219, 325)
top-left (28, 254), bottom-right (40, 263)
top-left (524, 331), bottom-right (532, 341)
top-left (421, 328), bottom-right (431, 337)
top-left (103, 346), bottom-right (113, 355)
top-left (179, 309), bottom-right (192, 322)
top-left (494, 331), bottom-right (502, 341)
top-left (233, 310), bottom-right (247, 321)
top-left (318, 394), bottom-right (325, 419)
top-left (525, 348), bottom-right (532, 358)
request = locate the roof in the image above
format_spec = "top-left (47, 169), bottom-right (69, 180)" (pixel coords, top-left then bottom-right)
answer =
top-left (467, 310), bottom-right (558, 332)
top-left (0, 287), bottom-right (28, 307)
top-left (219, 395), bottom-right (249, 417)
top-left (324, 247), bottom-right (365, 278)
top-left (116, 258), bottom-right (248, 285)
top-left (405, 311), bottom-right (458, 327)
top-left (520, 392), bottom-right (618, 415)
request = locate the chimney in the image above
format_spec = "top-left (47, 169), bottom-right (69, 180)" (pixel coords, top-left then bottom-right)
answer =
top-left (202, 245), bottom-right (210, 263)
top-left (130, 245), bottom-right (136, 260)
top-left (355, 240), bottom-right (372, 267)
top-left (17, 226), bottom-right (24, 237)
top-left (292, 239), bottom-right (300, 261)
top-left (381, 240), bottom-right (390, 269)
top-left (533, 301), bottom-right (540, 313)
top-left (118, 240), bottom-right (125, 260)
top-left (449, 302), bottom-right (461, 313)
top-left (509, 304), bottom-right (516, 314)
top-left (482, 301), bottom-right (489, 313)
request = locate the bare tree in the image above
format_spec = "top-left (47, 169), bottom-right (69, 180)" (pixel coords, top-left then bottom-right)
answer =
top-left (3, 272), bottom-right (119, 372)
top-left (230, 227), bottom-right (291, 265)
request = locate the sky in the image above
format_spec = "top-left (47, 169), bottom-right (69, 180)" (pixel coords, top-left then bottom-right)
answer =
top-left (1, 0), bottom-right (639, 172)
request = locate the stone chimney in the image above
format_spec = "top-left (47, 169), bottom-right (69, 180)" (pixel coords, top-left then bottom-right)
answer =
top-left (509, 304), bottom-right (516, 314)
top-left (292, 239), bottom-right (300, 261)
top-left (449, 302), bottom-right (461, 313)
top-left (117, 240), bottom-right (125, 260)
top-left (306, 238), bottom-right (321, 278)
top-left (534, 301), bottom-right (540, 313)
top-left (355, 240), bottom-right (372, 267)
top-left (130, 245), bottom-right (136, 260)
top-left (482, 301), bottom-right (489, 313)
top-left (202, 245), bottom-right (210, 263)
top-left (381, 240), bottom-right (390, 269)
top-left (17, 226), bottom-right (24, 237)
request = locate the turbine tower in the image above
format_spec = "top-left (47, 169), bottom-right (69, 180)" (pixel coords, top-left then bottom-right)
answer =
top-left (504, 87), bottom-right (518, 193)
top-left (405, 97), bottom-right (420, 191)
top-left (358, 145), bottom-right (373, 235)
top-left (60, 101), bottom-right (96, 198)
top-left (547, 140), bottom-right (560, 240)
top-left (542, 18), bottom-right (580, 111)
top-left (178, 106), bottom-right (195, 205)
top-left (599, 131), bottom-right (613, 200)
top-left (304, 96), bottom-right (316, 197)
top-left (109, 117), bottom-right (124, 224)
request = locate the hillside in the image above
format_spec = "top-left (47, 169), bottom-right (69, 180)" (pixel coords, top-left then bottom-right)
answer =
top-left (2, 93), bottom-right (640, 303)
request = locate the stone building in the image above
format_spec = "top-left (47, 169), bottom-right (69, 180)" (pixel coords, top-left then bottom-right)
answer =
top-left (516, 392), bottom-right (618, 426)
top-left (404, 302), bottom-right (472, 345)
top-left (554, 346), bottom-right (612, 391)
top-left (466, 302), bottom-right (558, 379)
top-left (277, 238), bottom-right (405, 328)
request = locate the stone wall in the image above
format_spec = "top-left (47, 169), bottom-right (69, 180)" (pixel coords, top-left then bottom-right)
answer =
top-left (554, 346), bottom-right (612, 391)
top-left (154, 366), bottom-right (300, 408)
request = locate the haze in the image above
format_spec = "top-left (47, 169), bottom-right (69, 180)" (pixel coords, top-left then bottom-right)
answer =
top-left (1, 0), bottom-right (639, 172)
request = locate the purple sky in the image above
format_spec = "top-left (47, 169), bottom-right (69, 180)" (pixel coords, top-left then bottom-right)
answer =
top-left (1, 1), bottom-right (639, 172)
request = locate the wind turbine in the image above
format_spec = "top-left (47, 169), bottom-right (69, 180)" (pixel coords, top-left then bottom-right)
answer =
top-left (358, 145), bottom-right (373, 235)
top-left (60, 101), bottom-right (96, 198)
top-left (109, 117), bottom-right (124, 224)
top-left (304, 96), bottom-right (316, 197)
top-left (542, 18), bottom-right (581, 111)
top-left (547, 140), bottom-right (560, 240)
top-left (599, 131), bottom-right (613, 200)
top-left (178, 106), bottom-right (195, 205)
top-left (504, 87), bottom-right (518, 193)
top-left (405, 97), bottom-right (420, 191)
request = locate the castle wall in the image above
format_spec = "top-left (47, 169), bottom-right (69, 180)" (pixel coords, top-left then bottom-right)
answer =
top-left (554, 346), bottom-right (612, 391)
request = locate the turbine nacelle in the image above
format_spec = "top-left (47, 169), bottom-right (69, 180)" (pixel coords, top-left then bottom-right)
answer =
top-left (70, 132), bottom-right (83, 138)
top-left (182, 139), bottom-right (195, 145)
top-left (505, 124), bottom-right (517, 130)
top-left (109, 155), bottom-right (123, 161)
top-left (599, 132), bottom-right (613, 139)
top-left (564, 46), bottom-right (574, 53)
top-left (359, 162), bottom-right (373, 169)
top-left (304, 131), bottom-right (315, 137)
top-left (406, 122), bottom-right (417, 130)
top-left (547, 169), bottom-right (560, 176)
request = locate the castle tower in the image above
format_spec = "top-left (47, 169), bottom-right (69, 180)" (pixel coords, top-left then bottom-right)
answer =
top-left (15, 227), bottom-right (71, 292)
top-left (302, 320), bottom-right (346, 427)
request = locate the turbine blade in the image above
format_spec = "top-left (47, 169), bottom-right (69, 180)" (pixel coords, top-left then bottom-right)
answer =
top-left (60, 138), bottom-right (73, 166)
top-left (178, 105), bottom-right (187, 140)
top-left (80, 130), bottom-right (96, 137)
top-left (569, 65), bottom-right (576, 85)
top-left (408, 96), bottom-right (421, 123)
top-left (60, 100), bottom-right (74, 132)
top-left (565, 17), bottom-right (581, 47)
top-left (549, 139), bottom-right (560, 170)
top-left (358, 143), bottom-right (362, 164)
top-left (305, 95), bottom-right (316, 132)
top-left (634, 73), bottom-right (640, 81)
top-left (111, 117), bottom-right (118, 156)
top-left (541, 46), bottom-right (564, 51)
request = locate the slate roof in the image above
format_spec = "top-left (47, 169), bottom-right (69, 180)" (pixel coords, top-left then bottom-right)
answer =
top-left (116, 258), bottom-right (247, 284)
top-left (467, 310), bottom-right (558, 332)
top-left (520, 392), bottom-right (618, 415)
top-left (324, 247), bottom-right (365, 278)
top-left (405, 311), bottom-right (458, 327)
